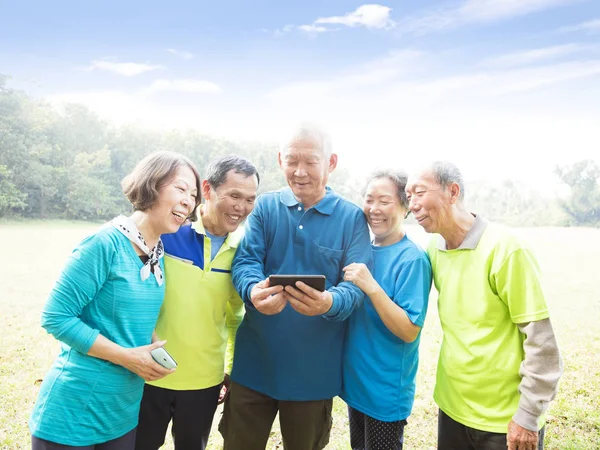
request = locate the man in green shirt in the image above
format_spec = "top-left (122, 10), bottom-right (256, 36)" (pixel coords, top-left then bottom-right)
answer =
top-left (135, 155), bottom-right (259, 450)
top-left (406, 161), bottom-right (562, 450)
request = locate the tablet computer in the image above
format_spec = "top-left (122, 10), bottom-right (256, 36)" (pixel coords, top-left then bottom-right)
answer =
top-left (269, 274), bottom-right (326, 292)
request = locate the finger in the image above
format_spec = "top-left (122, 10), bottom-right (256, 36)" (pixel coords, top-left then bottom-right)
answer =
top-left (284, 286), bottom-right (306, 303)
top-left (255, 284), bottom-right (285, 300)
top-left (148, 340), bottom-right (167, 350)
top-left (287, 297), bottom-right (308, 315)
top-left (294, 281), bottom-right (321, 297)
top-left (255, 278), bottom-right (269, 288)
top-left (342, 262), bottom-right (357, 271)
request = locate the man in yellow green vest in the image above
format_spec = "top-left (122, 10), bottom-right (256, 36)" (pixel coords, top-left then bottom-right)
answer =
top-left (135, 155), bottom-right (259, 450)
top-left (406, 161), bottom-right (562, 450)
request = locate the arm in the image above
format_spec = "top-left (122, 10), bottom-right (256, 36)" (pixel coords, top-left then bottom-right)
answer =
top-left (513, 319), bottom-right (563, 431)
top-left (231, 200), bottom-right (267, 303)
top-left (495, 247), bottom-right (563, 440)
top-left (322, 212), bottom-right (373, 321)
top-left (224, 290), bottom-right (244, 375)
top-left (343, 256), bottom-right (431, 342)
top-left (41, 231), bottom-right (172, 381)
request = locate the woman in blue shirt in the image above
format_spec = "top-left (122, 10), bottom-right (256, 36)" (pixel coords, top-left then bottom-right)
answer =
top-left (342, 170), bottom-right (432, 450)
top-left (29, 151), bottom-right (201, 450)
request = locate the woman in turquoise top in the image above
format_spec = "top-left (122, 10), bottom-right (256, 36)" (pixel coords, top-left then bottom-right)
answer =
top-left (342, 171), bottom-right (432, 450)
top-left (29, 151), bottom-right (201, 449)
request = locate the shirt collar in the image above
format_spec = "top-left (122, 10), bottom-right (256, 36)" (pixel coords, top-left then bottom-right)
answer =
top-left (279, 186), bottom-right (339, 216)
top-left (437, 214), bottom-right (489, 251)
top-left (191, 206), bottom-right (242, 249)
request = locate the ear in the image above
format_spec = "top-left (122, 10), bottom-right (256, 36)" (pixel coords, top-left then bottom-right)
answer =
top-left (448, 182), bottom-right (461, 204)
top-left (278, 151), bottom-right (284, 170)
top-left (201, 179), bottom-right (212, 202)
top-left (328, 153), bottom-right (338, 173)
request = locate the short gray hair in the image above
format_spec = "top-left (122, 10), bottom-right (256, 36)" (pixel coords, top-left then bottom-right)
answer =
top-left (282, 122), bottom-right (333, 157)
top-left (205, 155), bottom-right (260, 189)
top-left (430, 161), bottom-right (465, 201)
top-left (364, 170), bottom-right (409, 210)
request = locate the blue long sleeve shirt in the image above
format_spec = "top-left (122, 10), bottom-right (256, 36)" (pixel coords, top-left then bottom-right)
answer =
top-left (29, 225), bottom-right (164, 446)
top-left (231, 186), bottom-right (372, 400)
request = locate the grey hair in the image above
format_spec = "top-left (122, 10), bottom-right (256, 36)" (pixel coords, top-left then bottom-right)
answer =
top-left (364, 170), bottom-right (409, 210)
top-left (281, 122), bottom-right (333, 157)
top-left (205, 155), bottom-right (260, 189)
top-left (430, 161), bottom-right (465, 201)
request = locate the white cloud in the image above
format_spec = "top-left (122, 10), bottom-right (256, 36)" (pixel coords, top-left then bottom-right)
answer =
top-left (297, 24), bottom-right (330, 34)
top-left (295, 4), bottom-right (394, 36)
top-left (167, 48), bottom-right (194, 59)
top-left (145, 78), bottom-right (222, 94)
top-left (314, 4), bottom-right (394, 29)
top-left (399, 0), bottom-right (581, 35)
top-left (559, 18), bottom-right (600, 33)
top-left (481, 43), bottom-right (591, 68)
top-left (274, 24), bottom-right (295, 36)
top-left (85, 60), bottom-right (162, 76)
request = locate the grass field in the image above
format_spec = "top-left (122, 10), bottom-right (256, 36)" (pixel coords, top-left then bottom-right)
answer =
top-left (1, 221), bottom-right (599, 449)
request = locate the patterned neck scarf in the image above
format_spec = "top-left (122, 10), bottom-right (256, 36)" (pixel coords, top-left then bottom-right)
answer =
top-left (110, 215), bottom-right (164, 286)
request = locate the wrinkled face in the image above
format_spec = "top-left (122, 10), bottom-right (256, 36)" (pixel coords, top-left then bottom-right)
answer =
top-left (363, 177), bottom-right (407, 246)
top-left (405, 169), bottom-right (451, 234)
top-left (202, 169), bottom-right (258, 236)
top-left (278, 139), bottom-right (337, 208)
top-left (149, 165), bottom-right (198, 235)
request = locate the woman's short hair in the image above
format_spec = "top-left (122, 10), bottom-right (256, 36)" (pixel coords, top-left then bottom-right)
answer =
top-left (364, 170), bottom-right (409, 210)
top-left (121, 151), bottom-right (202, 220)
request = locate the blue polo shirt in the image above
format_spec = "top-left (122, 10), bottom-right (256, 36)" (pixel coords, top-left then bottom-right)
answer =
top-left (342, 236), bottom-right (432, 421)
top-left (231, 186), bottom-right (372, 400)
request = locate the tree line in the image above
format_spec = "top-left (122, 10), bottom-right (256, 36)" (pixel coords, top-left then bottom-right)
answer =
top-left (1, 74), bottom-right (598, 227)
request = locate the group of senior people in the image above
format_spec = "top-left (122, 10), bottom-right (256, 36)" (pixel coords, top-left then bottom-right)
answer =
top-left (29, 123), bottom-right (562, 450)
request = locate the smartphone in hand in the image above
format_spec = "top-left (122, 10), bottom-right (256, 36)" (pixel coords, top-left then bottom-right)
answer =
top-left (150, 347), bottom-right (177, 369)
top-left (269, 274), bottom-right (326, 292)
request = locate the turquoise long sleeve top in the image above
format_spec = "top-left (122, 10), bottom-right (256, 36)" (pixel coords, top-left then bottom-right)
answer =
top-left (29, 224), bottom-right (164, 446)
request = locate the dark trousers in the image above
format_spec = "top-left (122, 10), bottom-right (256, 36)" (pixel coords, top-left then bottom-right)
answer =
top-left (348, 406), bottom-right (407, 450)
top-left (32, 429), bottom-right (136, 450)
top-left (438, 409), bottom-right (546, 450)
top-left (135, 383), bottom-right (221, 450)
top-left (219, 381), bottom-right (333, 450)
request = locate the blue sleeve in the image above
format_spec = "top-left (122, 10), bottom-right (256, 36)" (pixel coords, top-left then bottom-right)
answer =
top-left (323, 211), bottom-right (373, 321)
top-left (393, 254), bottom-right (432, 328)
top-left (40, 231), bottom-right (115, 354)
top-left (232, 199), bottom-right (266, 303)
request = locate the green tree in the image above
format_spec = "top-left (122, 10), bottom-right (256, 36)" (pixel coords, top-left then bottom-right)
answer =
top-left (0, 165), bottom-right (27, 216)
top-left (555, 160), bottom-right (600, 227)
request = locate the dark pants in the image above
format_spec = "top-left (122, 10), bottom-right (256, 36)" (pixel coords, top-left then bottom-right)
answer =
top-left (348, 406), bottom-right (406, 450)
top-left (219, 381), bottom-right (333, 450)
top-left (32, 429), bottom-right (136, 450)
top-left (135, 383), bottom-right (221, 450)
top-left (438, 409), bottom-right (546, 450)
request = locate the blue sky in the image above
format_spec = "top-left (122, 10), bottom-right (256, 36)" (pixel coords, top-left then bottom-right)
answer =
top-left (1, 0), bottom-right (600, 188)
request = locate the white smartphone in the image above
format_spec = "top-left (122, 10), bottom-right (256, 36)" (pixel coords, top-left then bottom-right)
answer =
top-left (150, 347), bottom-right (177, 369)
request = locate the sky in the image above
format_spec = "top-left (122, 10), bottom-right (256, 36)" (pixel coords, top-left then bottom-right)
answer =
top-left (1, 0), bottom-right (599, 192)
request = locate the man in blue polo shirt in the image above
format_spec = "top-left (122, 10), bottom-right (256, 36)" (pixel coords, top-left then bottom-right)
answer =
top-left (219, 123), bottom-right (372, 450)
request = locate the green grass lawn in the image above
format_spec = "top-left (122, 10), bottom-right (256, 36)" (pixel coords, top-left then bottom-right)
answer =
top-left (1, 222), bottom-right (598, 449)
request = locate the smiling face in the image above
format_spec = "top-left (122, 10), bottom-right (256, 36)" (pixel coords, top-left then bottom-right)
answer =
top-left (147, 164), bottom-right (198, 235)
top-left (278, 138), bottom-right (337, 209)
top-left (363, 176), bottom-right (407, 246)
top-left (405, 168), bottom-right (453, 234)
top-left (201, 169), bottom-right (259, 236)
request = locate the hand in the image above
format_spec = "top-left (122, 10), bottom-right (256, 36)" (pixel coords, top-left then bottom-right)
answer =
top-left (507, 420), bottom-right (538, 450)
top-left (284, 282), bottom-right (333, 316)
top-left (119, 340), bottom-right (175, 381)
top-left (218, 373), bottom-right (231, 404)
top-left (250, 278), bottom-right (286, 315)
top-left (343, 263), bottom-right (378, 296)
